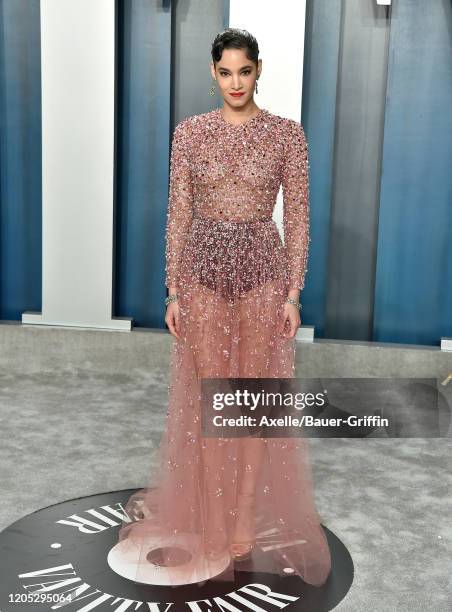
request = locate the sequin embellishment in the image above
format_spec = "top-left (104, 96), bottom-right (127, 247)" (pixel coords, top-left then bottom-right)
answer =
top-left (117, 107), bottom-right (331, 589)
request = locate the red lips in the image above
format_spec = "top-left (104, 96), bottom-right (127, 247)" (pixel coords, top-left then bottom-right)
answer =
top-left (230, 93), bottom-right (245, 97)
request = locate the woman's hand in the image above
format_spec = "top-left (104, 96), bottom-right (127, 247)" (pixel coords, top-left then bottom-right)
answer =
top-left (165, 301), bottom-right (181, 340)
top-left (278, 302), bottom-right (301, 338)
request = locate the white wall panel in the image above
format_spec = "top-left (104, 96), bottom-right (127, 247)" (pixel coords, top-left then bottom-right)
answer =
top-left (229, 0), bottom-right (307, 231)
top-left (22, 0), bottom-right (131, 330)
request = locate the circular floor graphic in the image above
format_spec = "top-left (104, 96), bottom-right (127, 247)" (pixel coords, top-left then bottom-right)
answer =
top-left (0, 490), bottom-right (353, 611)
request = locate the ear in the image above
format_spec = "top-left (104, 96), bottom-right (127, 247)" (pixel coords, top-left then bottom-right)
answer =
top-left (257, 58), bottom-right (262, 79)
top-left (210, 61), bottom-right (216, 81)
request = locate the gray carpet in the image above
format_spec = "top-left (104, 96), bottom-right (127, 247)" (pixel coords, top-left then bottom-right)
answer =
top-left (1, 365), bottom-right (450, 610)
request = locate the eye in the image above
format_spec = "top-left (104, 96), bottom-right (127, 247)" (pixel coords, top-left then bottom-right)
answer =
top-left (219, 70), bottom-right (252, 77)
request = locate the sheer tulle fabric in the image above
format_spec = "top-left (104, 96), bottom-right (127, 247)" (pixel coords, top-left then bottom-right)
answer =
top-left (117, 217), bottom-right (331, 587)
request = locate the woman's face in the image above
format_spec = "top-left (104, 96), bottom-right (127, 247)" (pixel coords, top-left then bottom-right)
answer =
top-left (210, 48), bottom-right (261, 107)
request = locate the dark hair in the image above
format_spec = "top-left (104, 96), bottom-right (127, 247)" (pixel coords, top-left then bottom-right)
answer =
top-left (211, 28), bottom-right (259, 67)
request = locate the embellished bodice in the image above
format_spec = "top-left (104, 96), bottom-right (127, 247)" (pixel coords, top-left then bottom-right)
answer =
top-left (165, 107), bottom-right (310, 291)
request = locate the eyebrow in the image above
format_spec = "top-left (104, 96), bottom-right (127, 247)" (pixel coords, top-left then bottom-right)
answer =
top-left (218, 65), bottom-right (253, 71)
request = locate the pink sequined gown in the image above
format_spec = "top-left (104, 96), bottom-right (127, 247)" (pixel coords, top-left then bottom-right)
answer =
top-left (118, 107), bottom-right (331, 587)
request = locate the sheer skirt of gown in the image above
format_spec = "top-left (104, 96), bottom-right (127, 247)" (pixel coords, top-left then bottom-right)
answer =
top-left (117, 214), bottom-right (332, 587)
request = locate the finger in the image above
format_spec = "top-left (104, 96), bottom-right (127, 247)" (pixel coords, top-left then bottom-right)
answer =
top-left (172, 314), bottom-right (180, 339)
top-left (285, 314), bottom-right (297, 338)
top-left (167, 312), bottom-right (179, 339)
top-left (174, 311), bottom-right (181, 338)
top-left (289, 315), bottom-right (300, 338)
top-left (279, 313), bottom-right (287, 335)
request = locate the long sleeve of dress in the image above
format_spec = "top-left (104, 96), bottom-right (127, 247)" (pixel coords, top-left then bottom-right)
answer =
top-left (165, 121), bottom-right (194, 288)
top-left (281, 120), bottom-right (311, 291)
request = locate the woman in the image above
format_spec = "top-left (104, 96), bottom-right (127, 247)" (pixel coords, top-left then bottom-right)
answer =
top-left (118, 28), bottom-right (331, 588)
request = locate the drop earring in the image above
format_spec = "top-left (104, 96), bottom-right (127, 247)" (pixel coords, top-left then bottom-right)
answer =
top-left (209, 80), bottom-right (216, 96)
top-left (255, 79), bottom-right (259, 94)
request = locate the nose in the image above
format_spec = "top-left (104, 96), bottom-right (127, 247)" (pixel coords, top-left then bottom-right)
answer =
top-left (232, 75), bottom-right (241, 89)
